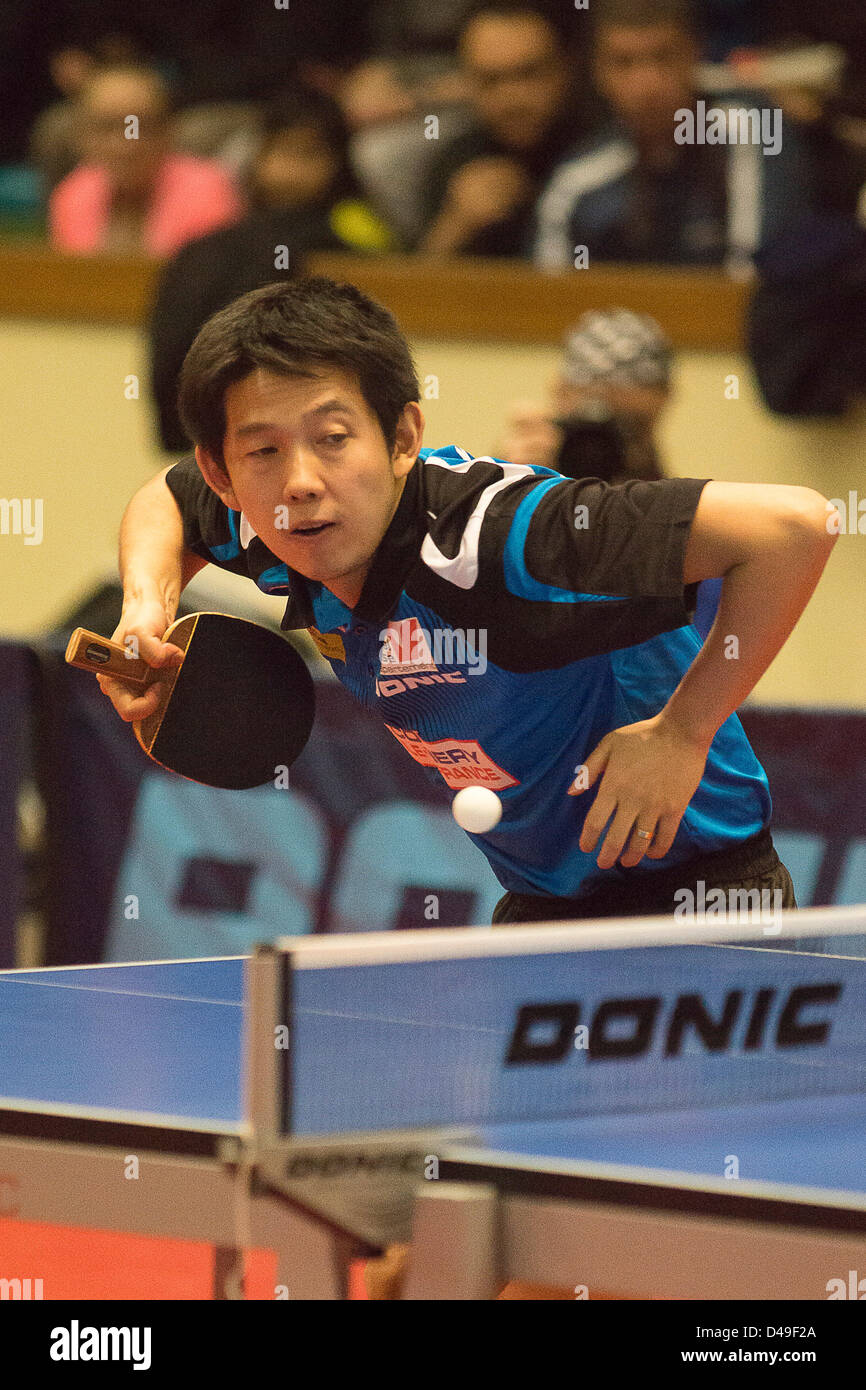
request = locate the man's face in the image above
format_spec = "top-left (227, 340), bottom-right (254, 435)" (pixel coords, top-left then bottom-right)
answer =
top-left (594, 23), bottom-right (697, 142)
top-left (80, 72), bottom-right (168, 194)
top-left (253, 125), bottom-right (339, 209)
top-left (461, 13), bottom-right (569, 151)
top-left (198, 368), bottom-right (422, 608)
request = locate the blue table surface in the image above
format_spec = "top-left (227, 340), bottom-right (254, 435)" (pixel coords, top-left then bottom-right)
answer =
top-left (467, 1091), bottom-right (866, 1198)
top-left (1, 958), bottom-right (864, 1199)
top-left (0, 959), bottom-right (244, 1126)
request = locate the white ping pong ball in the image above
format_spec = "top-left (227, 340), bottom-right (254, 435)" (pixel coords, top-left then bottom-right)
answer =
top-left (452, 786), bottom-right (503, 833)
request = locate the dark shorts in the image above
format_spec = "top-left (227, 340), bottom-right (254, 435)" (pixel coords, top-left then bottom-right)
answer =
top-left (491, 827), bottom-right (797, 925)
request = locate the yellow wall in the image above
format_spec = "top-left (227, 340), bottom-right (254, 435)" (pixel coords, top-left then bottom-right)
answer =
top-left (0, 317), bottom-right (165, 625)
top-left (416, 340), bottom-right (866, 710)
top-left (1, 318), bottom-right (863, 706)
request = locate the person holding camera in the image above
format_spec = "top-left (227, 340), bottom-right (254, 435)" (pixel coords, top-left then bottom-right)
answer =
top-left (499, 306), bottom-right (671, 484)
top-left (499, 307), bottom-right (722, 638)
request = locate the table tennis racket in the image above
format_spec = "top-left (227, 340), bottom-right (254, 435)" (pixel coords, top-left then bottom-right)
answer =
top-left (64, 612), bottom-right (315, 790)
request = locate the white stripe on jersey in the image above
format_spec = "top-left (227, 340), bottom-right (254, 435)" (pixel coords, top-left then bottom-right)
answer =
top-left (533, 140), bottom-right (637, 270)
top-left (419, 453), bottom-right (538, 590)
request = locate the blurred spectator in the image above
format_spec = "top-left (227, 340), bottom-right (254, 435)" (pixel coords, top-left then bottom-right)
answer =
top-left (340, 59), bottom-right (417, 132)
top-left (737, 18), bottom-right (866, 225)
top-left (499, 305), bottom-right (724, 639)
top-left (338, 26), bottom-right (475, 248)
top-left (534, 0), bottom-right (810, 272)
top-left (499, 308), bottom-right (672, 482)
top-left (248, 88), bottom-right (393, 250)
top-left (709, 0), bottom-right (866, 226)
top-left (49, 64), bottom-right (243, 256)
top-left (349, 104), bottom-right (475, 249)
top-left (747, 211), bottom-right (866, 416)
top-left (29, 40), bottom-right (141, 193)
top-left (733, 5), bottom-right (866, 413)
top-left (419, 1), bottom-right (590, 256)
top-left (171, 102), bottom-right (263, 184)
top-left (749, 83), bottom-right (866, 229)
top-left (30, 44), bottom-right (263, 195)
top-left (149, 87), bottom-right (395, 452)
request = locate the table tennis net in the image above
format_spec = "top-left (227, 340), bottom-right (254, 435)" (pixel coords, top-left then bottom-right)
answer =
top-left (283, 914), bottom-right (866, 1136)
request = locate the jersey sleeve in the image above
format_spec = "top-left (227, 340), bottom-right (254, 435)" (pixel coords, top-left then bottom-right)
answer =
top-left (472, 471), bottom-right (712, 669)
top-left (521, 474), bottom-right (710, 600)
top-left (165, 456), bottom-right (255, 579)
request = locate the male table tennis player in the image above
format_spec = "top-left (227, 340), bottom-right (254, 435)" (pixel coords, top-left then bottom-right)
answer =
top-left (99, 277), bottom-right (838, 924)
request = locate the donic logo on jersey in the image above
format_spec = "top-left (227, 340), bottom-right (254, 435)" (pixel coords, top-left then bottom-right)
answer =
top-left (376, 616), bottom-right (472, 698)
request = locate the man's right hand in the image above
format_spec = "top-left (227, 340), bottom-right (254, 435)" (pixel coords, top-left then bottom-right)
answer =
top-left (499, 400), bottom-right (563, 470)
top-left (441, 157), bottom-right (532, 238)
top-left (95, 598), bottom-right (185, 724)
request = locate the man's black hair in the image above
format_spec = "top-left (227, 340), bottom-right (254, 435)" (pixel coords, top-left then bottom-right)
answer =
top-left (178, 277), bottom-right (420, 464)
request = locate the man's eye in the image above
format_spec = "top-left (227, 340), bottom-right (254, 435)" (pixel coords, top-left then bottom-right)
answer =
top-left (249, 447), bottom-right (277, 457)
top-left (322, 433), bottom-right (348, 447)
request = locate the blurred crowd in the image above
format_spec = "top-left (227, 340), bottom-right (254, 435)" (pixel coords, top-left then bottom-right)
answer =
top-left (1, 0), bottom-right (865, 432)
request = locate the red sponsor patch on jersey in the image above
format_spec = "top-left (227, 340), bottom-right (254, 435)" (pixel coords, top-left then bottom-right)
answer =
top-left (380, 617), bottom-right (437, 675)
top-left (385, 726), bottom-right (520, 790)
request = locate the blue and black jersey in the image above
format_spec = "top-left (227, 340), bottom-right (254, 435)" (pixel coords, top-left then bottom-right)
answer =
top-left (165, 446), bottom-right (771, 900)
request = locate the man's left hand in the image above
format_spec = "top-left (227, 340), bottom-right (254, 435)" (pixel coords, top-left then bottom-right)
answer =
top-left (568, 713), bottom-right (711, 869)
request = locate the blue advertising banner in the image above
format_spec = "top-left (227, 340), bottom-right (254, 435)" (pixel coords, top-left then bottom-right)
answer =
top-left (40, 656), bottom-right (502, 963)
top-left (0, 643), bottom-right (36, 966)
top-left (27, 639), bottom-right (866, 965)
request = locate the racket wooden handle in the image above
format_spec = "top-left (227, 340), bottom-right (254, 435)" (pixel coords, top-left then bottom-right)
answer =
top-left (64, 627), bottom-right (152, 685)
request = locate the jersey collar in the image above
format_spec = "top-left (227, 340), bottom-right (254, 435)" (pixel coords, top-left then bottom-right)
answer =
top-left (279, 460), bottom-right (423, 631)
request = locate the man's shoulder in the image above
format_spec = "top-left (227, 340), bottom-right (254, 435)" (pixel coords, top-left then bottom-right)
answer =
top-left (418, 445), bottom-right (476, 467)
top-left (418, 445), bottom-right (557, 484)
top-left (164, 206), bottom-right (331, 264)
top-left (417, 445), bottom-right (496, 505)
top-left (541, 125), bottom-right (637, 196)
top-left (416, 447), bottom-right (562, 538)
top-left (161, 216), bottom-right (244, 268)
top-left (533, 128), bottom-right (638, 264)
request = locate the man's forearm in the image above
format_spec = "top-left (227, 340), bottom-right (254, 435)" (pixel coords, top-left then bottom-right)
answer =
top-left (663, 509), bottom-right (837, 746)
top-left (119, 468), bottom-right (207, 622)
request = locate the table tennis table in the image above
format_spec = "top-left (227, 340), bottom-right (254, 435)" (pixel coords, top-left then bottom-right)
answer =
top-left (2, 907), bottom-right (866, 1300)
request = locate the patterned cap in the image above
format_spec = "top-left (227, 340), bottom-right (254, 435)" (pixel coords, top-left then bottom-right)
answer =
top-left (561, 309), bottom-right (673, 389)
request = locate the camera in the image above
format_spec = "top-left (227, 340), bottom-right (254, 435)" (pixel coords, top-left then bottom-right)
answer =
top-left (554, 402), bottom-right (628, 483)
